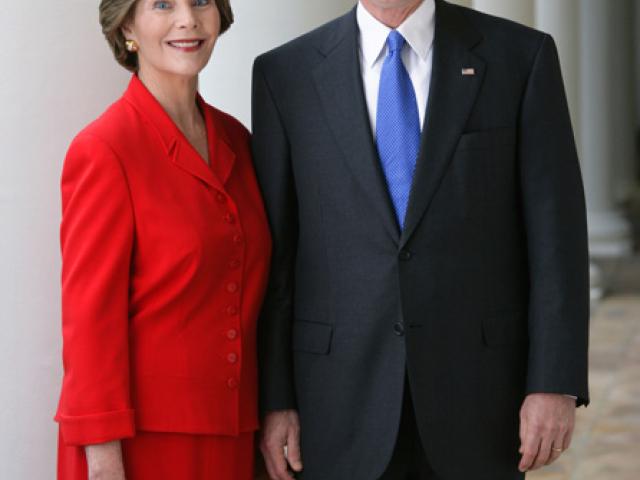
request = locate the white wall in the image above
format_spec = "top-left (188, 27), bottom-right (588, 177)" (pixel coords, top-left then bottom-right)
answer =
top-left (0, 1), bottom-right (129, 477)
top-left (202, 1), bottom-right (354, 126)
top-left (0, 0), bottom-right (353, 477)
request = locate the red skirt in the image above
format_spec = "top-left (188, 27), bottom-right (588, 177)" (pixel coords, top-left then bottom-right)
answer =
top-left (57, 429), bottom-right (255, 479)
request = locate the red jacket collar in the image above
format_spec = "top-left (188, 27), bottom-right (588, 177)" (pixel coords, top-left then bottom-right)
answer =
top-left (123, 74), bottom-right (236, 189)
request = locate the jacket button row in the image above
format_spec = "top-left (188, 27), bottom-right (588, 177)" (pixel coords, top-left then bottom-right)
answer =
top-left (227, 377), bottom-right (239, 389)
top-left (226, 328), bottom-right (238, 340)
top-left (228, 259), bottom-right (241, 269)
top-left (227, 282), bottom-right (239, 294)
top-left (226, 352), bottom-right (238, 364)
top-left (224, 213), bottom-right (236, 224)
top-left (216, 192), bottom-right (226, 204)
top-left (226, 305), bottom-right (238, 316)
top-left (233, 234), bottom-right (243, 245)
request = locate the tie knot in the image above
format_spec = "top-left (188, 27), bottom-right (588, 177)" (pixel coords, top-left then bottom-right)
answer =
top-left (387, 30), bottom-right (406, 54)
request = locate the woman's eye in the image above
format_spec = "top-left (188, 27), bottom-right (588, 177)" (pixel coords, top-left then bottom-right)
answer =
top-left (193, 0), bottom-right (210, 6)
top-left (153, 1), bottom-right (171, 10)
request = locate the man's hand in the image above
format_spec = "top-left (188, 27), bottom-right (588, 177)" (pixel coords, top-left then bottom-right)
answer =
top-left (260, 410), bottom-right (303, 480)
top-left (518, 393), bottom-right (576, 472)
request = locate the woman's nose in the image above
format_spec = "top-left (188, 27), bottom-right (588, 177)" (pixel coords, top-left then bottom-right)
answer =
top-left (175, 4), bottom-right (198, 29)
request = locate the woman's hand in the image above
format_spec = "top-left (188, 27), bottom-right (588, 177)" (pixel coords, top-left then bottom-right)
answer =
top-left (85, 441), bottom-right (126, 480)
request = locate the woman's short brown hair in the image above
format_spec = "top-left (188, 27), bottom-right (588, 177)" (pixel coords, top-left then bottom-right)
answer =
top-left (99, 0), bottom-right (234, 72)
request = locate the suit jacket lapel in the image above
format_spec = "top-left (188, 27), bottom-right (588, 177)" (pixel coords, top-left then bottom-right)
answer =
top-left (312, 8), bottom-right (401, 244)
top-left (400, 0), bottom-right (485, 248)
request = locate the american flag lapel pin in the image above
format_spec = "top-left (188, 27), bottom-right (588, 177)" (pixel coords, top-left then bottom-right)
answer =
top-left (461, 67), bottom-right (475, 76)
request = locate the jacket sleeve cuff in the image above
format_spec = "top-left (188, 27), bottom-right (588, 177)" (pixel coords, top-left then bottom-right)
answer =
top-left (56, 409), bottom-right (135, 446)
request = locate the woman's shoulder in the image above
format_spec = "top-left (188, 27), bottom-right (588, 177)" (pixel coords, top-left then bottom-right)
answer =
top-left (70, 96), bottom-right (141, 155)
top-left (62, 101), bottom-right (134, 189)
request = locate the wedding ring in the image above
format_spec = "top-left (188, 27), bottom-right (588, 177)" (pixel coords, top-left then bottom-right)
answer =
top-left (552, 447), bottom-right (563, 453)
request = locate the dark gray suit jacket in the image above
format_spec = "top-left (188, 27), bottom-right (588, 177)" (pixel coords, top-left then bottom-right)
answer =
top-left (252, 1), bottom-right (589, 479)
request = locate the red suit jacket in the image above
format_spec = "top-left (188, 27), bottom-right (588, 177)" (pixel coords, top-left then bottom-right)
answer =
top-left (55, 75), bottom-right (272, 446)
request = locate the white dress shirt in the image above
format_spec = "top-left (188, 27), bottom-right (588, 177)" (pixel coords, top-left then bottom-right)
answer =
top-left (357, 0), bottom-right (436, 138)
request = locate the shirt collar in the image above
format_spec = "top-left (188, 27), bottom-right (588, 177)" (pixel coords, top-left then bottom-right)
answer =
top-left (357, 0), bottom-right (435, 68)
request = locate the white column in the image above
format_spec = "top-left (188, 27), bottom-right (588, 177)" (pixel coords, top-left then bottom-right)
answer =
top-left (472, 0), bottom-right (534, 27)
top-left (534, 0), bottom-right (580, 159)
top-left (0, 3), bottom-right (129, 479)
top-left (201, 0), bottom-right (356, 127)
top-left (533, 0), bottom-right (609, 300)
top-left (580, 0), bottom-right (633, 257)
top-left (611, 0), bottom-right (638, 203)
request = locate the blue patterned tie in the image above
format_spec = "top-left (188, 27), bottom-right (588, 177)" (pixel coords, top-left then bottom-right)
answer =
top-left (376, 31), bottom-right (421, 229)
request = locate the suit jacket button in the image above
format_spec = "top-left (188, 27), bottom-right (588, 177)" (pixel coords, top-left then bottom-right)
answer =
top-left (393, 322), bottom-right (405, 336)
top-left (399, 250), bottom-right (412, 261)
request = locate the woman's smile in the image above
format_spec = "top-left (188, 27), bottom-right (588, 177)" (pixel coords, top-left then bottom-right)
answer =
top-left (166, 38), bottom-right (206, 52)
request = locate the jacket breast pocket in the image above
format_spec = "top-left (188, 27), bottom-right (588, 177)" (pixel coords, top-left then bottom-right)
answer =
top-left (482, 309), bottom-right (528, 348)
top-left (456, 127), bottom-right (516, 151)
top-left (292, 320), bottom-right (333, 355)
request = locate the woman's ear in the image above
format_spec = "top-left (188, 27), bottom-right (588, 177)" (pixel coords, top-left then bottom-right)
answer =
top-left (121, 26), bottom-right (132, 41)
top-left (121, 19), bottom-right (135, 41)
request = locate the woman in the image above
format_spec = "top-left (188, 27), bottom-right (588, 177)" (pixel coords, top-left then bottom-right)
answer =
top-left (55, 0), bottom-right (271, 478)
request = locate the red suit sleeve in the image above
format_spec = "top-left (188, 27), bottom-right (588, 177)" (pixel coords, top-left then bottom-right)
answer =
top-left (55, 133), bottom-right (136, 446)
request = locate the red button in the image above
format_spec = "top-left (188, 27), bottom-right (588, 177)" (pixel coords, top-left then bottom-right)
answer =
top-left (233, 234), bottom-right (243, 244)
top-left (226, 306), bottom-right (238, 316)
top-left (227, 353), bottom-right (238, 364)
top-left (227, 377), bottom-right (239, 389)
top-left (227, 282), bottom-right (239, 293)
top-left (228, 259), bottom-right (241, 269)
top-left (226, 328), bottom-right (238, 340)
top-left (216, 192), bottom-right (226, 203)
top-left (224, 213), bottom-right (236, 224)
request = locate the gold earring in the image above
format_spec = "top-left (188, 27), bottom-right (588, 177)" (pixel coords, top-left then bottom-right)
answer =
top-left (125, 40), bottom-right (139, 52)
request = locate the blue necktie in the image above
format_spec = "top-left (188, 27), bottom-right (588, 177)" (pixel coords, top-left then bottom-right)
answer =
top-left (376, 31), bottom-right (421, 230)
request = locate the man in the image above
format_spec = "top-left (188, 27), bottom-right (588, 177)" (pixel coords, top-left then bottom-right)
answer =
top-left (252, 0), bottom-right (589, 479)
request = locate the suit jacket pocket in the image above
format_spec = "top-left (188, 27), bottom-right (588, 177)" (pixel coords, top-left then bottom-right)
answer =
top-left (457, 127), bottom-right (516, 151)
top-left (292, 320), bottom-right (333, 355)
top-left (482, 309), bottom-right (527, 348)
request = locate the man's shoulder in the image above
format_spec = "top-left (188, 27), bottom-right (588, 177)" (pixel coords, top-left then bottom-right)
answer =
top-left (254, 8), bottom-right (353, 73)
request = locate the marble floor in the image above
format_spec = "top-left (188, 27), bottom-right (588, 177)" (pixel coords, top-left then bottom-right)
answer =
top-left (529, 293), bottom-right (640, 480)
